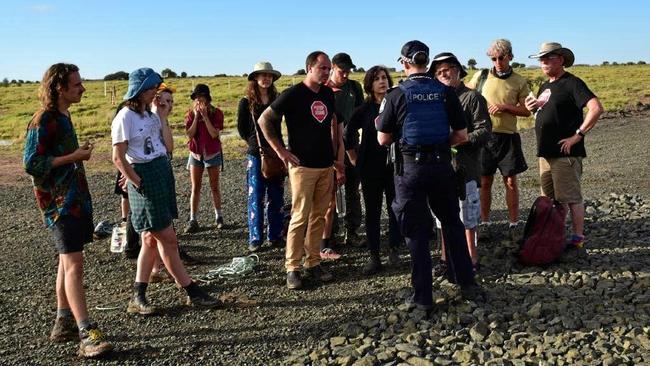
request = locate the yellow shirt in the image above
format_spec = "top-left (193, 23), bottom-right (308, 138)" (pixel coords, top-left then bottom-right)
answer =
top-left (468, 70), bottom-right (529, 134)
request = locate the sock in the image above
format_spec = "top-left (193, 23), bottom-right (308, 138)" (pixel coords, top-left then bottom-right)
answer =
top-left (77, 318), bottom-right (91, 330)
top-left (133, 282), bottom-right (148, 300)
top-left (509, 222), bottom-right (518, 228)
top-left (320, 238), bottom-right (330, 251)
top-left (215, 208), bottom-right (222, 220)
top-left (190, 212), bottom-right (197, 221)
top-left (57, 308), bottom-right (73, 318)
top-left (183, 281), bottom-right (201, 297)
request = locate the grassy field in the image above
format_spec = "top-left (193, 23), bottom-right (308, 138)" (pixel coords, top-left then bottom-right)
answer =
top-left (1, 65), bottom-right (649, 158)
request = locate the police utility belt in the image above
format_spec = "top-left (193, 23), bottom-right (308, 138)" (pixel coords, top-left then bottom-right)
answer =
top-left (401, 143), bottom-right (451, 164)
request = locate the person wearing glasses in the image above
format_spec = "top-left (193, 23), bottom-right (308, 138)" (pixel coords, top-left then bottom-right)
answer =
top-left (376, 41), bottom-right (482, 311)
top-left (467, 39), bottom-right (531, 243)
top-left (525, 42), bottom-right (603, 252)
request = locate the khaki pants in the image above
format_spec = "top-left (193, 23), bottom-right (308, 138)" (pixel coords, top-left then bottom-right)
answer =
top-left (539, 157), bottom-right (583, 203)
top-left (286, 165), bottom-right (333, 271)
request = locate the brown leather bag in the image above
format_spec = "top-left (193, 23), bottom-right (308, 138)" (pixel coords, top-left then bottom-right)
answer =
top-left (253, 111), bottom-right (287, 181)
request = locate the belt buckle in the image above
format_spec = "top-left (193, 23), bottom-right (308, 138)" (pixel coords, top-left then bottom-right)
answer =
top-left (415, 152), bottom-right (421, 163)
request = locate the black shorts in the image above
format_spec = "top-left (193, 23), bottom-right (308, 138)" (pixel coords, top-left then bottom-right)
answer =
top-left (480, 132), bottom-right (528, 177)
top-left (114, 171), bottom-right (128, 199)
top-left (50, 214), bottom-right (94, 254)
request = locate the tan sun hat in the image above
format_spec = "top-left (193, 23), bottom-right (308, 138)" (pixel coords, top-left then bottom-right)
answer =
top-left (528, 42), bottom-right (575, 67)
top-left (248, 61), bottom-right (281, 81)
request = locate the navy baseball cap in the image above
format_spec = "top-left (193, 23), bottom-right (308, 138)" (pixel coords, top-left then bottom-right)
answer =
top-left (332, 53), bottom-right (356, 70)
top-left (398, 40), bottom-right (430, 64)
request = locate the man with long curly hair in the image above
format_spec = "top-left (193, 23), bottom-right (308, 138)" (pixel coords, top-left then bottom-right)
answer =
top-left (23, 63), bottom-right (113, 358)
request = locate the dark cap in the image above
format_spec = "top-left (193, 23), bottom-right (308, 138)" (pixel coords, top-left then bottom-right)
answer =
top-left (190, 83), bottom-right (212, 102)
top-left (332, 53), bottom-right (356, 70)
top-left (430, 52), bottom-right (468, 78)
top-left (398, 40), bottom-right (429, 64)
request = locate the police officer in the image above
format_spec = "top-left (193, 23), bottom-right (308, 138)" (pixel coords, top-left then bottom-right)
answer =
top-left (376, 40), bottom-right (483, 310)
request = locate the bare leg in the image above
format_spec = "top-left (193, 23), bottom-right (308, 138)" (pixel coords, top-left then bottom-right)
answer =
top-left (480, 175), bottom-right (494, 222)
top-left (189, 165), bottom-right (204, 219)
top-left (55, 255), bottom-right (69, 310)
top-left (120, 197), bottom-right (130, 220)
top-left (322, 195), bottom-right (336, 241)
top-left (503, 175), bottom-right (519, 223)
top-left (59, 252), bottom-right (88, 322)
top-left (568, 202), bottom-right (585, 236)
top-left (465, 229), bottom-right (478, 265)
top-left (135, 232), bottom-right (157, 283)
top-left (206, 166), bottom-right (222, 210)
top-left (152, 225), bottom-right (192, 287)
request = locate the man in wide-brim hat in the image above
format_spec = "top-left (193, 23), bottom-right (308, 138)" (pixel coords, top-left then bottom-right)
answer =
top-left (525, 42), bottom-right (604, 252)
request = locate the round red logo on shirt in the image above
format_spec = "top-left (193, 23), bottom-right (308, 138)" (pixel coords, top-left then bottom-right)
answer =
top-left (311, 101), bottom-right (328, 123)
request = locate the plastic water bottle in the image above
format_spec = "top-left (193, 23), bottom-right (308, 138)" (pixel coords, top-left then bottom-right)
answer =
top-left (110, 223), bottom-right (126, 253)
top-left (336, 185), bottom-right (346, 218)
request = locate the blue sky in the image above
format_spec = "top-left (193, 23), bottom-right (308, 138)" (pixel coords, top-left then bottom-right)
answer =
top-left (2, 0), bottom-right (649, 81)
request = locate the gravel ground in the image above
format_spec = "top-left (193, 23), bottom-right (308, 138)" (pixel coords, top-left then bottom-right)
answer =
top-left (1, 110), bottom-right (649, 365)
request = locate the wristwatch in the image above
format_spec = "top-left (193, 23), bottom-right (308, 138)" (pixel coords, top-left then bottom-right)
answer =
top-left (576, 129), bottom-right (585, 137)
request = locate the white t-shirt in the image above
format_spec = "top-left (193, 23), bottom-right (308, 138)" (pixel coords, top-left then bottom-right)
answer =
top-left (111, 107), bottom-right (168, 164)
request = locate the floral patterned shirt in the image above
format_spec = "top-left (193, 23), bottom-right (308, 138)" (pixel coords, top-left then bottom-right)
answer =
top-left (23, 110), bottom-right (92, 227)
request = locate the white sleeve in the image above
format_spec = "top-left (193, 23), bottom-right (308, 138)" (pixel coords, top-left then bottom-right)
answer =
top-left (111, 108), bottom-right (131, 145)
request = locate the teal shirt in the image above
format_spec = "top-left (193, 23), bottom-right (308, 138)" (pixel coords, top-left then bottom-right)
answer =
top-left (23, 110), bottom-right (93, 227)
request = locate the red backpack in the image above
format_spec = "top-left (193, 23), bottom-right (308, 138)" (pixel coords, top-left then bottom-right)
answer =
top-left (519, 196), bottom-right (568, 266)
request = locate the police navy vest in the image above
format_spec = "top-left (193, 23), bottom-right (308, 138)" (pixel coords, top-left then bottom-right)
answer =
top-left (398, 75), bottom-right (449, 147)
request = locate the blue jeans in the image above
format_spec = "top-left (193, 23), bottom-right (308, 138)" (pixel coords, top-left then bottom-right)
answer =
top-left (246, 154), bottom-right (284, 244)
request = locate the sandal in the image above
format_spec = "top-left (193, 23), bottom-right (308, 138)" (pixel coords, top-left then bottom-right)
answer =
top-left (320, 247), bottom-right (341, 260)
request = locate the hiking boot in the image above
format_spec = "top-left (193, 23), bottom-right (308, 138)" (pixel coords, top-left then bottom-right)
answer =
top-left (78, 324), bottom-right (113, 358)
top-left (509, 222), bottom-right (524, 244)
top-left (186, 288), bottom-right (221, 308)
top-left (477, 223), bottom-right (490, 242)
top-left (362, 255), bottom-right (382, 275)
top-left (433, 260), bottom-right (448, 277)
top-left (216, 217), bottom-right (224, 230)
top-left (179, 247), bottom-right (200, 265)
top-left (460, 283), bottom-right (486, 302)
top-left (286, 271), bottom-right (302, 290)
top-left (388, 248), bottom-right (400, 267)
top-left (50, 316), bottom-right (78, 343)
top-left (305, 265), bottom-right (334, 283)
top-left (127, 296), bottom-right (157, 315)
top-left (248, 241), bottom-right (262, 253)
top-left (405, 294), bottom-right (433, 311)
top-left (184, 219), bottom-right (199, 234)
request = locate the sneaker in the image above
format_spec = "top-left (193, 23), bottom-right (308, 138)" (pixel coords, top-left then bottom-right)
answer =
top-left (216, 217), bottom-right (224, 229)
top-left (286, 271), bottom-right (302, 290)
top-left (186, 288), bottom-right (221, 308)
top-left (179, 247), bottom-right (201, 265)
top-left (184, 219), bottom-right (199, 234)
top-left (248, 241), bottom-right (262, 252)
top-left (320, 247), bottom-right (342, 260)
top-left (362, 255), bottom-right (382, 275)
top-left (304, 265), bottom-right (334, 283)
top-left (50, 316), bottom-right (78, 343)
top-left (149, 268), bottom-right (173, 284)
top-left (78, 324), bottom-right (113, 358)
top-left (509, 222), bottom-right (524, 243)
top-left (460, 283), bottom-right (486, 302)
top-left (405, 293), bottom-right (433, 311)
top-left (127, 296), bottom-right (157, 315)
top-left (388, 248), bottom-right (400, 267)
top-left (433, 260), bottom-right (448, 277)
top-left (477, 223), bottom-right (490, 242)
top-left (569, 234), bottom-right (585, 249)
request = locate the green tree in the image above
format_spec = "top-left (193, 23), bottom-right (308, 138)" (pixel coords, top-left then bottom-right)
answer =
top-left (1, 78), bottom-right (8, 87)
top-left (637, 61), bottom-right (646, 65)
top-left (295, 69), bottom-right (306, 75)
top-left (602, 61), bottom-right (610, 66)
top-left (180, 71), bottom-right (187, 78)
top-left (467, 58), bottom-right (477, 70)
top-left (161, 68), bottom-right (177, 78)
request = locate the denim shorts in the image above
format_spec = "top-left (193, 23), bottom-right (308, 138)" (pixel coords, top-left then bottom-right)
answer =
top-left (187, 153), bottom-right (223, 169)
top-left (434, 180), bottom-right (480, 230)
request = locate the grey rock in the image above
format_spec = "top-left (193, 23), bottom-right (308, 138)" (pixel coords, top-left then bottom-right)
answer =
top-left (352, 355), bottom-right (378, 366)
top-left (331, 336), bottom-right (348, 347)
top-left (470, 322), bottom-right (490, 342)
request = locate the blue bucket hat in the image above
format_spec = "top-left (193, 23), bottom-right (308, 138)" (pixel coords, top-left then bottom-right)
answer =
top-left (123, 68), bottom-right (163, 100)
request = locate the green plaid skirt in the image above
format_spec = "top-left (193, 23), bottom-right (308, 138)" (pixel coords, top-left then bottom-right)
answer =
top-left (128, 157), bottom-right (178, 233)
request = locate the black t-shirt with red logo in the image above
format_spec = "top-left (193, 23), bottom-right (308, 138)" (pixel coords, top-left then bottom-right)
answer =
top-left (534, 72), bottom-right (596, 158)
top-left (271, 82), bottom-right (338, 168)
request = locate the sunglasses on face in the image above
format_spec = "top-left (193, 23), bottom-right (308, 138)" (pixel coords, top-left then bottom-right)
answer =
top-left (491, 55), bottom-right (507, 62)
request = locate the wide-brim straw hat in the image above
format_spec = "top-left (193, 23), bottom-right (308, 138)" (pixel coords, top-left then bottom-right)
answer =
top-left (528, 42), bottom-right (575, 67)
top-left (248, 62), bottom-right (281, 81)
